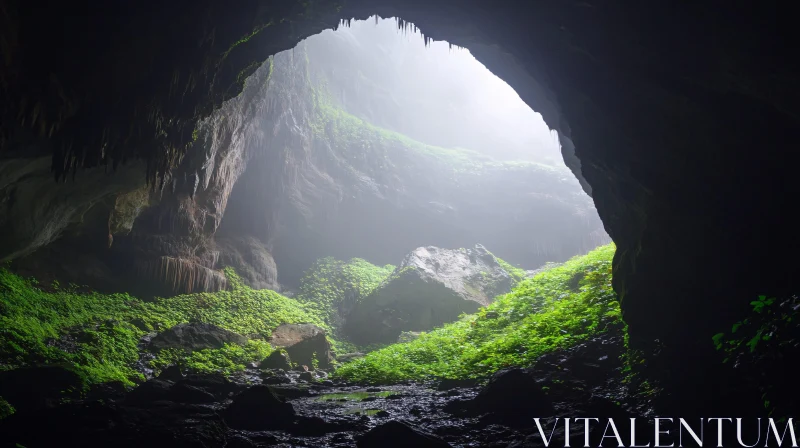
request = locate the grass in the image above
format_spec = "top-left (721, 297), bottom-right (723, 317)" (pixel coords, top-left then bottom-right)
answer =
top-left (333, 244), bottom-right (619, 384)
top-left (0, 267), bottom-right (330, 386)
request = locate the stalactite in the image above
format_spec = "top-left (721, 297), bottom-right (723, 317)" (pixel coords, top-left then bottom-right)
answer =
top-left (135, 256), bottom-right (228, 294)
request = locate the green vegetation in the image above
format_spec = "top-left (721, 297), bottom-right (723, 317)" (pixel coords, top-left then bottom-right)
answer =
top-left (295, 257), bottom-right (394, 353)
top-left (0, 396), bottom-right (14, 420)
top-left (296, 257), bottom-right (394, 324)
top-left (493, 255), bottom-right (527, 285)
top-left (0, 268), bottom-right (328, 386)
top-left (712, 294), bottom-right (800, 418)
top-left (333, 244), bottom-right (619, 384)
top-left (304, 54), bottom-right (559, 176)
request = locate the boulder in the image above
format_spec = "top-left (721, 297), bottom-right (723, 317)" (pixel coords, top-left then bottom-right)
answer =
top-left (158, 365), bottom-right (185, 382)
top-left (445, 368), bottom-right (554, 420)
top-left (259, 349), bottom-right (292, 370)
top-left (223, 385), bottom-right (296, 430)
top-left (356, 421), bottom-right (452, 448)
top-left (0, 365), bottom-right (86, 414)
top-left (346, 245), bottom-right (513, 344)
top-left (268, 323), bottom-right (333, 369)
top-left (149, 322), bottom-right (247, 352)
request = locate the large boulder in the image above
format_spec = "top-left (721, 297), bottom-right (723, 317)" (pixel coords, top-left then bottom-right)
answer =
top-left (149, 322), bottom-right (247, 352)
top-left (223, 385), bottom-right (296, 430)
top-left (268, 324), bottom-right (333, 369)
top-left (346, 245), bottom-right (513, 344)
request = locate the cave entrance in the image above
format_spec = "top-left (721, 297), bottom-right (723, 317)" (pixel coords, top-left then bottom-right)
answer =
top-left (211, 16), bottom-right (610, 289)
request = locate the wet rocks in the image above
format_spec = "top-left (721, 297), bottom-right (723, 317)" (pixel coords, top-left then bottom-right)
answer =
top-left (269, 323), bottom-right (333, 369)
top-left (149, 322), bottom-right (247, 352)
top-left (223, 385), bottom-right (296, 430)
top-left (436, 378), bottom-right (479, 391)
top-left (356, 421), bottom-right (453, 447)
top-left (299, 371), bottom-right (315, 382)
top-left (346, 245), bottom-right (514, 344)
top-left (475, 368), bottom-right (553, 414)
top-left (260, 349), bottom-right (293, 370)
top-left (445, 368), bottom-right (553, 421)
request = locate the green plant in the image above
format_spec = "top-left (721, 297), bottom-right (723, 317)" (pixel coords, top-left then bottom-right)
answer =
top-left (0, 266), bottom-right (334, 386)
top-left (333, 244), bottom-right (619, 384)
top-left (712, 294), bottom-right (800, 417)
top-left (0, 396), bottom-right (14, 420)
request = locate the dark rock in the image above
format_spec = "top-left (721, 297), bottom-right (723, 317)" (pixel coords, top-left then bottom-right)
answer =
top-left (0, 400), bottom-right (228, 448)
top-left (149, 322), bottom-right (247, 352)
top-left (473, 368), bottom-right (554, 416)
top-left (346, 245), bottom-right (514, 344)
top-left (375, 410), bottom-right (391, 418)
top-left (299, 371), bottom-right (315, 382)
top-left (321, 380), bottom-right (335, 387)
top-left (269, 384), bottom-right (314, 399)
top-left (125, 378), bottom-right (174, 405)
top-left (366, 387), bottom-right (383, 392)
top-left (169, 382), bottom-right (217, 404)
top-left (157, 365), bottom-right (185, 382)
top-left (180, 373), bottom-right (240, 398)
top-left (436, 378), bottom-right (479, 391)
top-left (223, 385), bottom-right (296, 430)
top-left (84, 381), bottom-right (129, 403)
top-left (226, 434), bottom-right (258, 448)
top-left (262, 375), bottom-right (292, 385)
top-left (269, 323), bottom-right (334, 369)
top-left (385, 394), bottom-right (405, 400)
top-left (0, 365), bottom-right (86, 414)
top-left (259, 349), bottom-right (292, 370)
top-left (361, 396), bottom-right (378, 402)
top-left (356, 421), bottom-right (452, 448)
top-left (409, 406), bottom-right (423, 416)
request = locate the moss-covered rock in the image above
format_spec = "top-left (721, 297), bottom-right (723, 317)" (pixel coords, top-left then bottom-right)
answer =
top-left (345, 244), bottom-right (514, 344)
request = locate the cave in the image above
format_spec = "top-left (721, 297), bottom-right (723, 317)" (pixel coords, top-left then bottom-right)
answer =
top-left (1, 1), bottom-right (797, 446)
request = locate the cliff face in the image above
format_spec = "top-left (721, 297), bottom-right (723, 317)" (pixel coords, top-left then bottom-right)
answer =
top-left (4, 34), bottom-right (606, 298)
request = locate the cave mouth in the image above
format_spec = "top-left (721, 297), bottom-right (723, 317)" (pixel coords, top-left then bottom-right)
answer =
top-left (215, 16), bottom-right (610, 289)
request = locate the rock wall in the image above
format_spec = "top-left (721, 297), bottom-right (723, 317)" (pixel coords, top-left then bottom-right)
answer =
top-left (5, 34), bottom-right (607, 298)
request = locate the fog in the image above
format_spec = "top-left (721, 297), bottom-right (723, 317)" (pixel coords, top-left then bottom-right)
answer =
top-left (303, 17), bottom-right (563, 164)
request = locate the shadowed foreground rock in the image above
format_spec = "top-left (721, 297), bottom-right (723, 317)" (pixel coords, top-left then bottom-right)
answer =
top-left (223, 385), bottom-right (296, 430)
top-left (356, 421), bottom-right (452, 448)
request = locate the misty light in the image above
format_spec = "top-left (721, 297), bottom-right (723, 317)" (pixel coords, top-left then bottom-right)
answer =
top-left (305, 16), bottom-right (562, 164)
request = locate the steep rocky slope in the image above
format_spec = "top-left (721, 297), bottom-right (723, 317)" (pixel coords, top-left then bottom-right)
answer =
top-left (5, 36), bottom-right (606, 297)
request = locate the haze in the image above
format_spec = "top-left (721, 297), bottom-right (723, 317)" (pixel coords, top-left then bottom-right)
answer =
top-left (304, 17), bottom-right (562, 164)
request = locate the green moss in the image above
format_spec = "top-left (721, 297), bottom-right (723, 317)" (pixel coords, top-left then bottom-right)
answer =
top-left (0, 396), bottom-right (14, 420)
top-left (333, 244), bottom-right (619, 384)
top-left (0, 267), bottom-right (330, 385)
top-left (493, 255), bottom-right (527, 285)
top-left (295, 257), bottom-right (394, 353)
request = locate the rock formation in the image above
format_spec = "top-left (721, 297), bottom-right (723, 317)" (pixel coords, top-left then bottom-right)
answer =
top-left (268, 323), bottom-right (334, 369)
top-left (346, 244), bottom-right (514, 344)
top-left (3, 0), bottom-right (792, 410)
top-left (2, 30), bottom-right (606, 300)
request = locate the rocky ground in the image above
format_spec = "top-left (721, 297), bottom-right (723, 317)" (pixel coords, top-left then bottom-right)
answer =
top-left (0, 330), bottom-right (639, 448)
